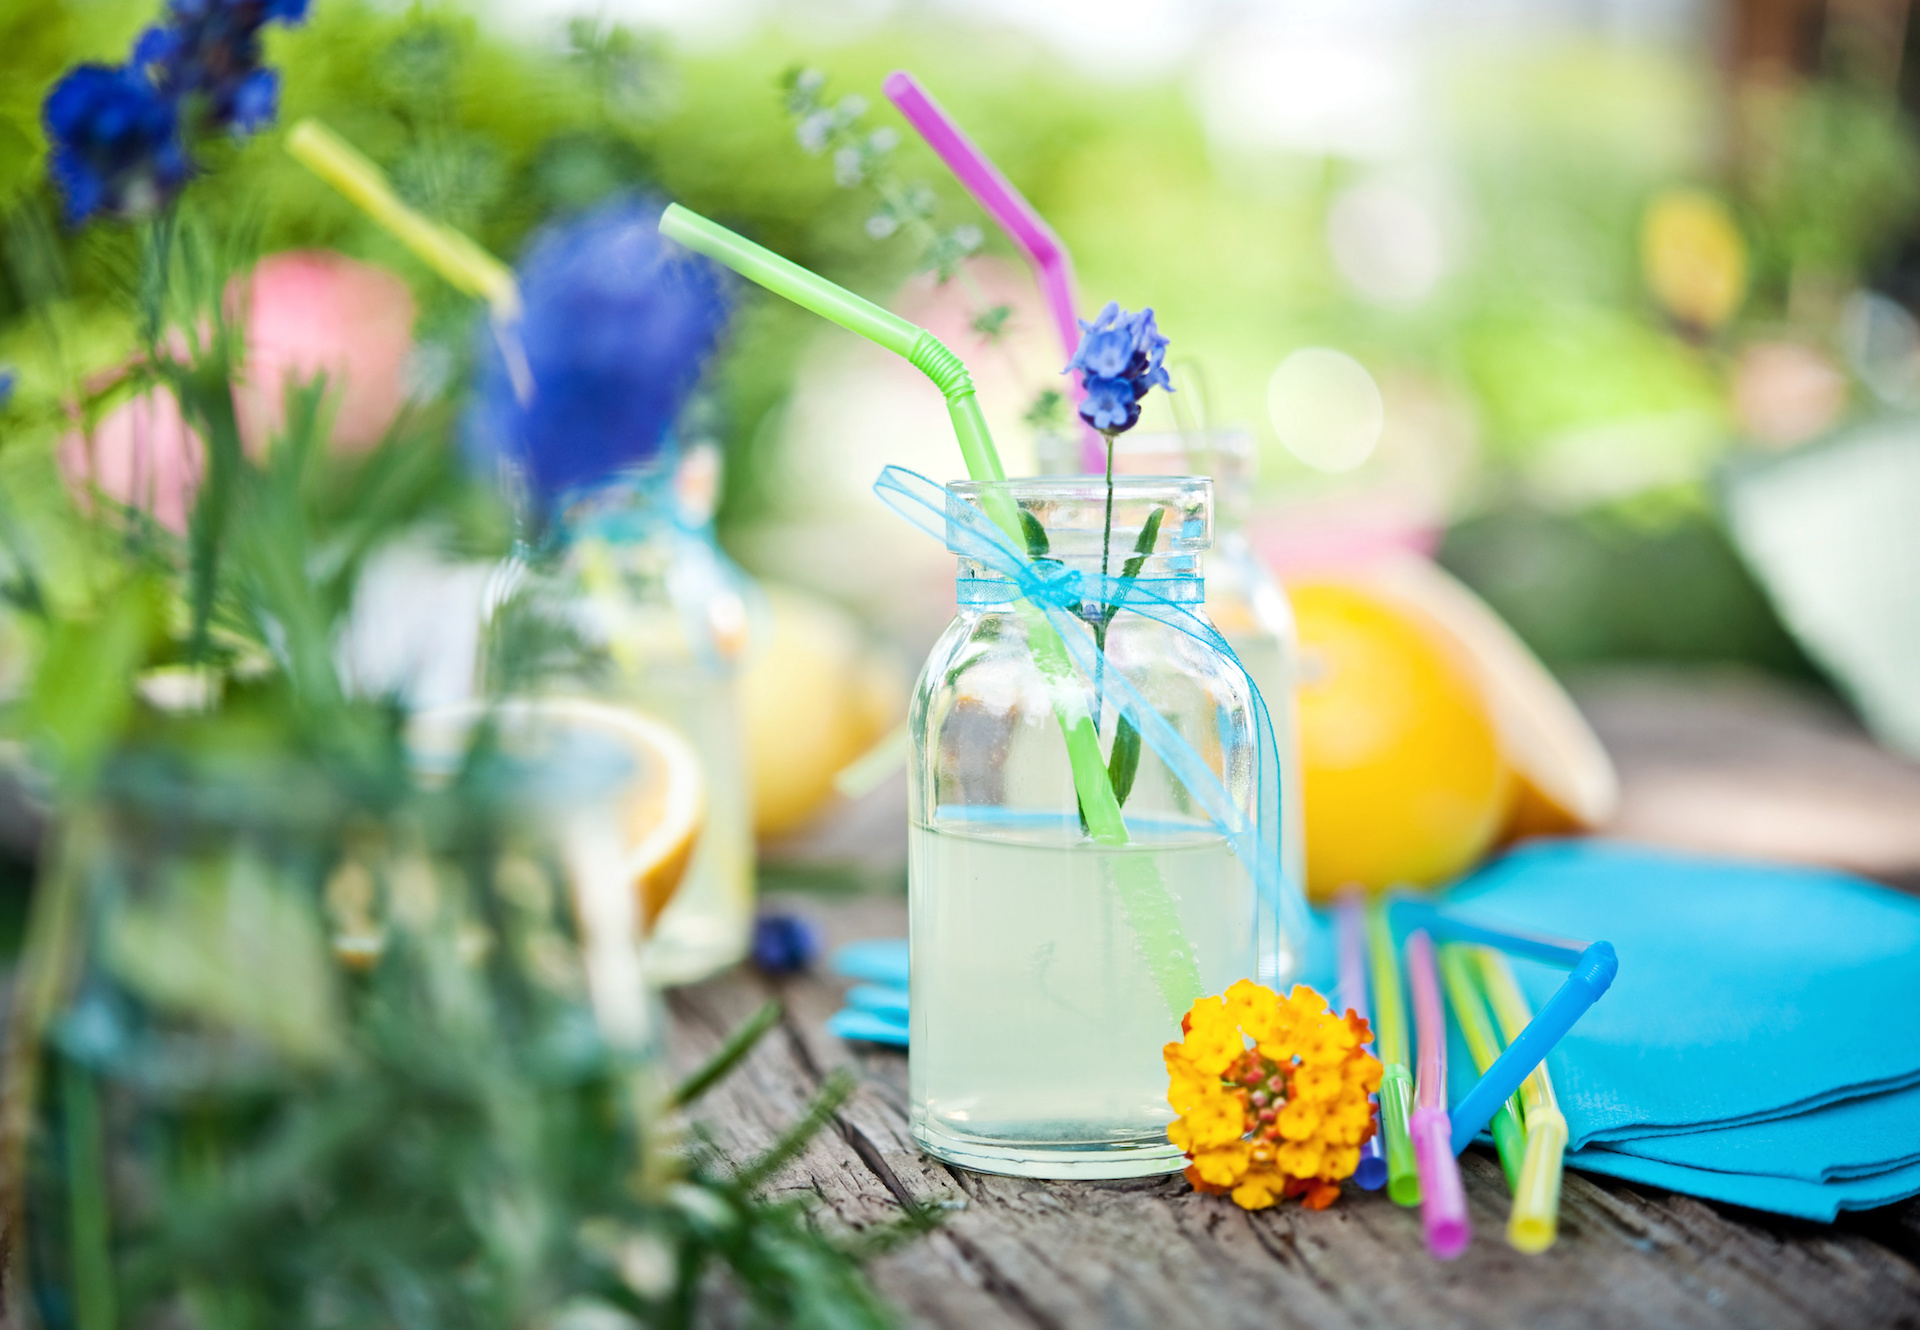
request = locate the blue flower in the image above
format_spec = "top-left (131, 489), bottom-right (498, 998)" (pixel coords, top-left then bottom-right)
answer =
top-left (1063, 301), bottom-right (1173, 435)
top-left (751, 912), bottom-right (822, 975)
top-left (465, 195), bottom-right (730, 511)
top-left (139, 0), bottom-right (309, 138)
top-left (43, 0), bottom-right (309, 224)
top-left (43, 63), bottom-right (190, 224)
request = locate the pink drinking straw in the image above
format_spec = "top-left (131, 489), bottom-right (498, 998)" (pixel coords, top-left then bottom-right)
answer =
top-left (882, 71), bottom-right (1107, 472)
top-left (1406, 929), bottom-right (1472, 1260)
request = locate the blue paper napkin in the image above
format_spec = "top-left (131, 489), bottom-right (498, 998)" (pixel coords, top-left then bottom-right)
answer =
top-left (1565, 1146), bottom-right (1920, 1221)
top-left (1448, 840), bottom-right (1920, 1146)
top-left (1442, 991), bottom-right (1920, 1217)
top-left (1431, 839), bottom-right (1920, 1217)
top-left (1607, 1081), bottom-right (1920, 1182)
top-left (828, 941), bottom-right (909, 1046)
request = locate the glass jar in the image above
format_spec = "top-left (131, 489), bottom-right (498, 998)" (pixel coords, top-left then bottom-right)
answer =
top-left (504, 443), bottom-right (757, 985)
top-left (1103, 430), bottom-right (1305, 896)
top-left (906, 475), bottom-right (1297, 1180)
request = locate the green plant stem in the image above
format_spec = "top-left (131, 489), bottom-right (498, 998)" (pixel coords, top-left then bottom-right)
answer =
top-left (63, 1058), bottom-right (117, 1330)
top-left (1093, 432), bottom-right (1115, 730)
top-left (672, 1000), bottom-right (782, 1108)
top-left (175, 362), bottom-right (244, 661)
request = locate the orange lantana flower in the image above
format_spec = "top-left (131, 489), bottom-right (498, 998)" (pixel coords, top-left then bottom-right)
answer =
top-left (1164, 979), bottom-right (1383, 1211)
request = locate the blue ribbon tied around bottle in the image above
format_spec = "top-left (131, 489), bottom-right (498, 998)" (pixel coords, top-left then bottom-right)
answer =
top-left (872, 465), bottom-right (1311, 991)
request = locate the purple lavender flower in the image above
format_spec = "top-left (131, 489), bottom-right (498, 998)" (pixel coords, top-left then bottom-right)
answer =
top-left (751, 912), bottom-right (822, 975)
top-left (464, 195), bottom-right (730, 510)
top-left (1063, 301), bottom-right (1173, 434)
top-left (43, 63), bottom-right (191, 224)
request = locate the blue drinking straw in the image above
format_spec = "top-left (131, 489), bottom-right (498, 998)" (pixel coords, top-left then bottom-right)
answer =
top-left (1391, 900), bottom-right (1618, 1156)
top-left (1334, 890), bottom-right (1389, 1190)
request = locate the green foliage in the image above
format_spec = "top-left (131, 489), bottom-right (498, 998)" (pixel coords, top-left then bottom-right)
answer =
top-left (1741, 82), bottom-right (1920, 297)
top-left (1439, 496), bottom-right (1818, 676)
top-left (0, 20), bottom-right (913, 1315)
top-left (25, 769), bottom-right (898, 1328)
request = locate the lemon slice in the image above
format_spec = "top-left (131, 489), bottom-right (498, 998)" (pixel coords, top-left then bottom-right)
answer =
top-left (1354, 556), bottom-right (1619, 839)
top-left (410, 697), bottom-right (704, 931)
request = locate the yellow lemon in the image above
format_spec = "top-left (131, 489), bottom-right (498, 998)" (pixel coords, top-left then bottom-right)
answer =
top-left (410, 697), bottom-right (704, 930)
top-left (1289, 580), bottom-right (1511, 899)
top-left (741, 585), bottom-right (907, 839)
top-left (1642, 188), bottom-right (1748, 331)
top-left (1352, 556), bottom-right (1618, 841)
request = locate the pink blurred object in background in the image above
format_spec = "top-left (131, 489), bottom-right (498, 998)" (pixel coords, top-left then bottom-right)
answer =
top-left (1248, 490), bottom-right (1444, 579)
top-left (231, 250), bottom-right (416, 455)
top-left (60, 251), bottom-right (416, 532)
top-left (58, 387), bottom-right (205, 536)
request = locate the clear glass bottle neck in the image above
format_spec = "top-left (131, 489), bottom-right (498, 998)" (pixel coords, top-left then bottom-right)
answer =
top-left (947, 474), bottom-right (1212, 597)
top-left (1037, 429), bottom-right (1256, 534)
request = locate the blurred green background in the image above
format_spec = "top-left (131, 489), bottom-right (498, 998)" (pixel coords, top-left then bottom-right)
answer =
top-left (6, 0), bottom-right (1920, 690)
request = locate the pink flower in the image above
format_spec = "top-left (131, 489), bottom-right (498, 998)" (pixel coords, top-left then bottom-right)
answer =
top-left (59, 385), bottom-right (204, 535)
top-left (230, 250), bottom-right (416, 455)
top-left (59, 250), bottom-right (417, 532)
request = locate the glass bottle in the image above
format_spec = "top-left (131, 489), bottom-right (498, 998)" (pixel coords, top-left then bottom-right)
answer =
top-left (510, 441), bottom-right (758, 985)
top-left (1044, 429), bottom-right (1305, 894)
top-left (907, 475), bottom-right (1296, 1180)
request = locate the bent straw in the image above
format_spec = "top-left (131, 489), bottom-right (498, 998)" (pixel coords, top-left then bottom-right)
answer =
top-left (1365, 902), bottom-right (1419, 1206)
top-left (1391, 900), bottom-right (1618, 1155)
top-left (287, 119), bottom-right (518, 317)
top-left (658, 205), bottom-right (1203, 1013)
top-left (660, 204), bottom-right (1002, 485)
top-left (881, 71), bottom-right (1105, 472)
top-left (287, 118), bottom-right (534, 403)
top-left (1476, 948), bottom-right (1569, 1254)
top-left (1438, 943), bottom-right (1525, 1191)
top-left (1406, 930), bottom-right (1472, 1260)
top-left (1333, 891), bottom-right (1387, 1190)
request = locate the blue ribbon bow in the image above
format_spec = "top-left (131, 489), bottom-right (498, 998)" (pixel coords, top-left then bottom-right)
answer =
top-left (874, 465), bottom-right (1310, 986)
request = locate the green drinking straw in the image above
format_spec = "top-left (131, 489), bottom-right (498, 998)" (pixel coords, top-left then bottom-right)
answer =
top-left (657, 205), bottom-right (1203, 1014)
top-left (1438, 943), bottom-right (1525, 1191)
top-left (1475, 949), bottom-right (1569, 1254)
top-left (659, 205), bottom-right (1001, 485)
top-left (1365, 901), bottom-right (1420, 1205)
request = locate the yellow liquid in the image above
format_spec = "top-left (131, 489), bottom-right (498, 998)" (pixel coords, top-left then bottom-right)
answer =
top-left (908, 815), bottom-right (1257, 1178)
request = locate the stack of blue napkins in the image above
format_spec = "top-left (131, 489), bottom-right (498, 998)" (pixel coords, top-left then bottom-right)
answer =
top-left (825, 840), bottom-right (1920, 1219)
top-left (825, 939), bottom-right (910, 1045)
top-left (1424, 840), bottom-right (1920, 1220)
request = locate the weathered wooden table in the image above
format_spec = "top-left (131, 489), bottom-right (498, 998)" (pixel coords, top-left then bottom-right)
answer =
top-left (673, 670), bottom-right (1920, 1328)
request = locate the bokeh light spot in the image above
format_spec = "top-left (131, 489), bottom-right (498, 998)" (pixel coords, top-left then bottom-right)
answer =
top-left (1268, 349), bottom-right (1385, 473)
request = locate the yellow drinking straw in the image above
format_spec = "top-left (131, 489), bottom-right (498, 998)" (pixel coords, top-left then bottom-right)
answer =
top-left (1438, 943), bottom-right (1526, 1191)
top-left (286, 118), bottom-right (533, 402)
top-left (1474, 948), bottom-right (1569, 1253)
top-left (286, 119), bottom-right (518, 316)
